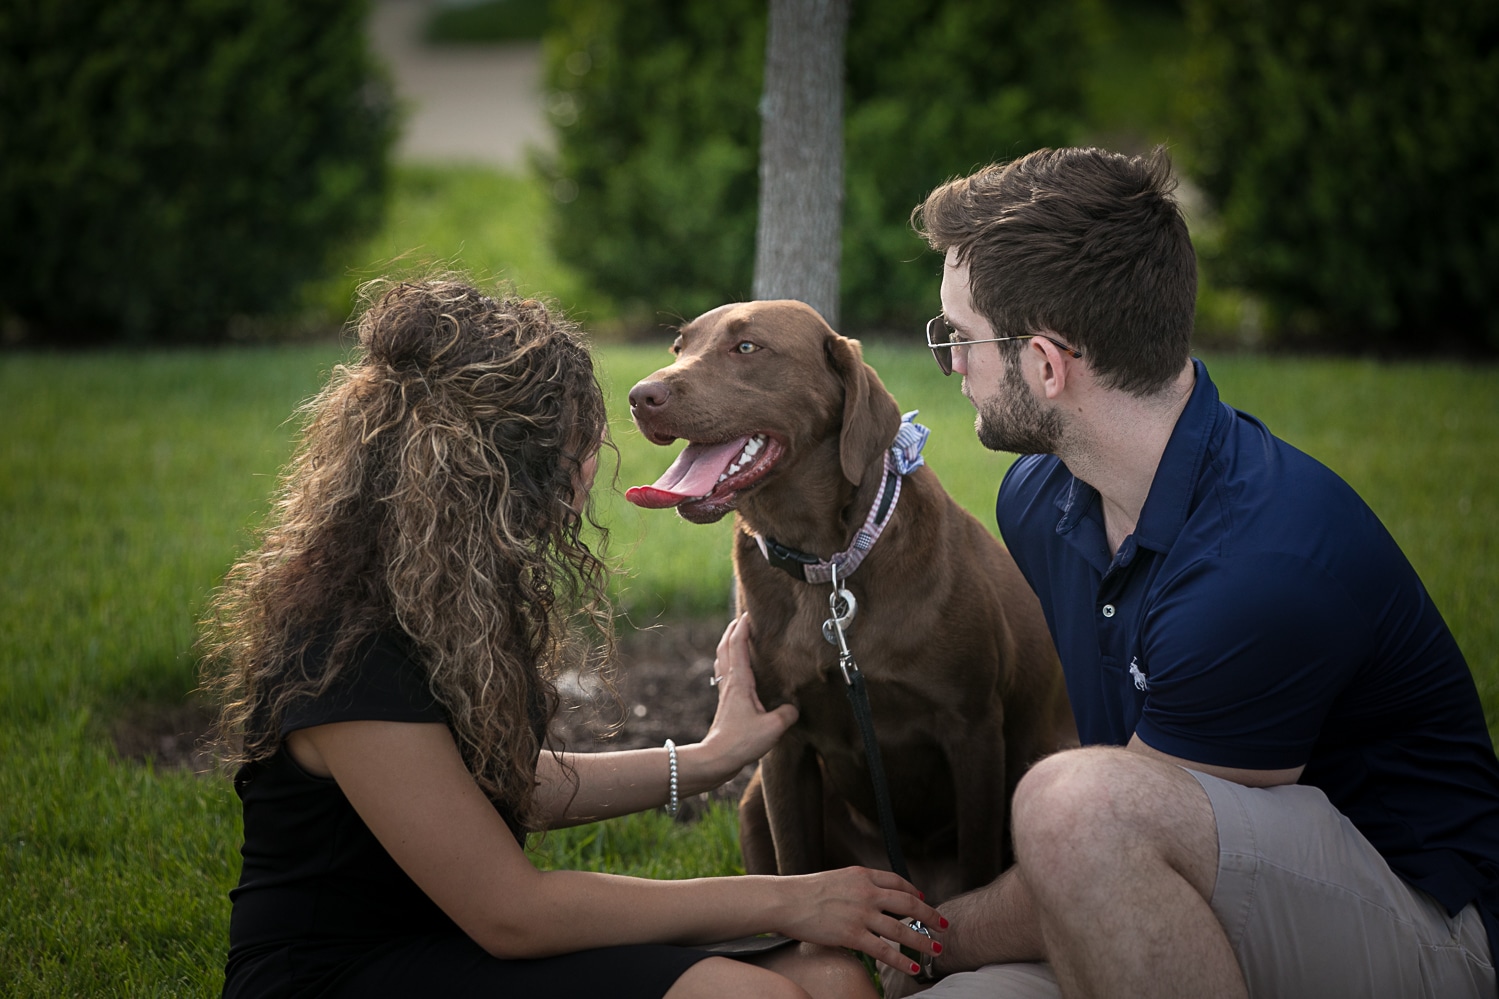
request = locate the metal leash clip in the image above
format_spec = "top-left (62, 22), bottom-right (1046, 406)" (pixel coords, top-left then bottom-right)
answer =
top-left (821, 563), bottom-right (859, 684)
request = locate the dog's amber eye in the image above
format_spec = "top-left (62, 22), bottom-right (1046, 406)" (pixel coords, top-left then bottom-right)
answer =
top-left (735, 341), bottom-right (759, 354)
top-left (670, 337), bottom-right (683, 355)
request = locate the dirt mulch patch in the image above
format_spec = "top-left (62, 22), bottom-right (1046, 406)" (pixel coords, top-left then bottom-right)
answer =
top-left (110, 698), bottom-right (219, 775)
top-left (110, 618), bottom-right (750, 810)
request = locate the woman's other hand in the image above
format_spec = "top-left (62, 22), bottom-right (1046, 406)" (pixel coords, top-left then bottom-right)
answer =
top-left (688, 613), bottom-right (797, 788)
top-left (777, 867), bottom-right (948, 975)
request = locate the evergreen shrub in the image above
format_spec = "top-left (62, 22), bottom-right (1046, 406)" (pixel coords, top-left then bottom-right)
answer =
top-left (0, 0), bottom-right (395, 343)
top-left (425, 0), bottom-right (552, 44)
top-left (1185, 0), bottom-right (1499, 350)
top-left (542, 0), bottom-right (1095, 332)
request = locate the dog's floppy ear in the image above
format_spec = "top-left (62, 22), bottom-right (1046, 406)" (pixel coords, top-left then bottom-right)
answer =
top-left (826, 332), bottom-right (902, 487)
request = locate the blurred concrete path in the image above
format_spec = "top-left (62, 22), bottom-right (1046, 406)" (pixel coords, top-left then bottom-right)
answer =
top-left (369, 0), bottom-right (552, 167)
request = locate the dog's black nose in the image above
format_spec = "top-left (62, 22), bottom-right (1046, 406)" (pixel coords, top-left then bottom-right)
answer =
top-left (629, 379), bottom-right (671, 412)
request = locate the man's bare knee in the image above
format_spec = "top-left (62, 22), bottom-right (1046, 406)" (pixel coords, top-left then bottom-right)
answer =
top-left (1012, 747), bottom-right (1218, 900)
top-left (1014, 749), bottom-right (1130, 842)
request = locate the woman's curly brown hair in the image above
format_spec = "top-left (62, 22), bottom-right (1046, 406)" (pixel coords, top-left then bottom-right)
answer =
top-left (200, 279), bottom-right (614, 829)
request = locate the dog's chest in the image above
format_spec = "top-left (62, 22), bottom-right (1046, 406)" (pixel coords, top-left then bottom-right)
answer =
top-left (755, 627), bottom-right (963, 828)
top-left (743, 571), bottom-right (930, 715)
top-left (753, 626), bottom-right (929, 746)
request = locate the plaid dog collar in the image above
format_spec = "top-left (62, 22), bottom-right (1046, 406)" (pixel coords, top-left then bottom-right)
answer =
top-left (754, 412), bottom-right (929, 584)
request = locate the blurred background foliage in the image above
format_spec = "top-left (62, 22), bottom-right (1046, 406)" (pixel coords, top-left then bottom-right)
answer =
top-left (540, 0), bottom-right (1095, 331)
top-left (1184, 0), bottom-right (1499, 353)
top-left (540, 0), bottom-right (1499, 349)
top-left (425, 0), bottom-right (553, 43)
top-left (0, 0), bottom-right (396, 344)
top-left (1, 0), bottom-right (1496, 352)
top-left (539, 0), bottom-right (769, 327)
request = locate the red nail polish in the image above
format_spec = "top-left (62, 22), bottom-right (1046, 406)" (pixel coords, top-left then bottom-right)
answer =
top-left (938, 917), bottom-right (949, 930)
top-left (932, 942), bottom-right (943, 954)
top-left (910, 962), bottom-right (920, 974)
top-left (918, 891), bottom-right (925, 901)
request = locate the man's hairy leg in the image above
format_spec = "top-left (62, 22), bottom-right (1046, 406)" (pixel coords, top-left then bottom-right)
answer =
top-left (930, 866), bottom-right (1044, 975)
top-left (1013, 747), bottom-right (1245, 999)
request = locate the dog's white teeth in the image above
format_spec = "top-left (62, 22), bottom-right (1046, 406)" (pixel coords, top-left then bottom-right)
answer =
top-left (719, 435), bottom-right (766, 484)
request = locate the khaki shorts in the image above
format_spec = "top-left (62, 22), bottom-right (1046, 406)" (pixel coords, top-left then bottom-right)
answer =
top-left (923, 769), bottom-right (1495, 999)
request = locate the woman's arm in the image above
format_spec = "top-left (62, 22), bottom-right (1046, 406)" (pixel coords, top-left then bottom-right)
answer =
top-left (532, 613), bottom-right (795, 826)
top-left (297, 715), bottom-right (944, 971)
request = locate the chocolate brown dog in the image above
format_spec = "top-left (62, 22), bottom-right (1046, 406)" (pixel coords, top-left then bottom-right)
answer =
top-left (627, 300), bottom-right (1076, 908)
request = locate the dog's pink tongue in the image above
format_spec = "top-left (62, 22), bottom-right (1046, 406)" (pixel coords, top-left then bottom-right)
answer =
top-left (626, 437), bottom-right (751, 509)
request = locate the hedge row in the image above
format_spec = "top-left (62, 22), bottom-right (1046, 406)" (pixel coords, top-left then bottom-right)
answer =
top-left (0, 0), bottom-right (394, 343)
top-left (1186, 0), bottom-right (1499, 351)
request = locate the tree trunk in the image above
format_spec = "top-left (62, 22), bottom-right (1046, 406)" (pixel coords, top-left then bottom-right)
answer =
top-left (753, 0), bottom-right (849, 329)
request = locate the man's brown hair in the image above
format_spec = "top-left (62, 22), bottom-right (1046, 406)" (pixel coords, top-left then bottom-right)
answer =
top-left (913, 146), bottom-right (1197, 396)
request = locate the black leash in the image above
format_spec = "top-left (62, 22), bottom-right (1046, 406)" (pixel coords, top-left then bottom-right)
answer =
top-left (822, 566), bottom-right (935, 980)
top-left (822, 578), bottom-right (910, 881)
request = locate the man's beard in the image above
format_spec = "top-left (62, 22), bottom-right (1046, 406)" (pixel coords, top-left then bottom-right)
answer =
top-left (974, 353), bottom-right (1065, 455)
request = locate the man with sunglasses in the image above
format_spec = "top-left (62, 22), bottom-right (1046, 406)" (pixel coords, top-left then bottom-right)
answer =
top-left (906, 147), bottom-right (1499, 998)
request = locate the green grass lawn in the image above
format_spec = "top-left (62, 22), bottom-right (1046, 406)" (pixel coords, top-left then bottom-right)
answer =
top-left (3, 338), bottom-right (1497, 994)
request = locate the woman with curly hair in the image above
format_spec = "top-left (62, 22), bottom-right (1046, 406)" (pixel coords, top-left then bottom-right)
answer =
top-left (201, 279), bottom-right (943, 999)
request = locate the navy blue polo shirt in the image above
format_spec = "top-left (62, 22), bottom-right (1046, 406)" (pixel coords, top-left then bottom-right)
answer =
top-left (998, 358), bottom-right (1499, 951)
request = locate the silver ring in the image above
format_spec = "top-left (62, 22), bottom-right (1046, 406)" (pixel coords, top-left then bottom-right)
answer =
top-left (709, 674), bottom-right (723, 687)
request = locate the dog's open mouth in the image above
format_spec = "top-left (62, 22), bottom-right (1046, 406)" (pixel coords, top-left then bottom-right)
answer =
top-left (625, 433), bottom-right (784, 522)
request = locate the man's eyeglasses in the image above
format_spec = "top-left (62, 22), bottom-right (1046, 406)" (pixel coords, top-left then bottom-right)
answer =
top-left (925, 315), bottom-right (1083, 377)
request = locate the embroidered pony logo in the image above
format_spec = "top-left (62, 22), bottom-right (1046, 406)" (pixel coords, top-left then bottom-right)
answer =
top-left (1129, 656), bottom-right (1149, 691)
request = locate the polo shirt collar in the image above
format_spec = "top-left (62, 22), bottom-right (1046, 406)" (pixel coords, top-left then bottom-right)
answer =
top-left (1052, 357), bottom-right (1222, 556)
top-left (1133, 357), bottom-right (1220, 553)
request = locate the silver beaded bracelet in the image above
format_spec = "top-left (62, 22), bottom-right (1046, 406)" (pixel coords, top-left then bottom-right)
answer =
top-left (664, 738), bottom-right (680, 818)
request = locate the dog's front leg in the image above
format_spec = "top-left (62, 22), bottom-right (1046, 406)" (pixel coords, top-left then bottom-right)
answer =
top-left (758, 734), bottom-right (826, 875)
top-left (736, 766), bottom-right (777, 874)
top-left (950, 726), bottom-right (1009, 891)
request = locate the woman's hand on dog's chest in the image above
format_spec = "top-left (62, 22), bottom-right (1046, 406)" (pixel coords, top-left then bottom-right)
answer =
top-left (690, 613), bottom-right (801, 789)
